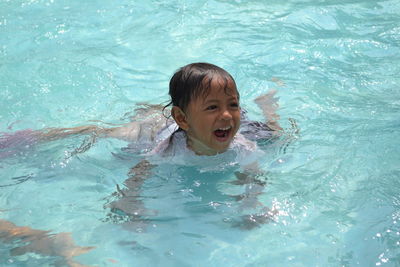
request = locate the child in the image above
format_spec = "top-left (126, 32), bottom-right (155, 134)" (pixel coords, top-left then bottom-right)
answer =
top-left (105, 63), bottom-right (284, 228)
top-left (149, 62), bottom-right (281, 158)
top-left (0, 62), bottom-right (285, 264)
top-left (1, 62), bottom-right (281, 158)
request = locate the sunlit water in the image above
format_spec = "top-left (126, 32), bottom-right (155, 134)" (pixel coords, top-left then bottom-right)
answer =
top-left (1, 0), bottom-right (399, 266)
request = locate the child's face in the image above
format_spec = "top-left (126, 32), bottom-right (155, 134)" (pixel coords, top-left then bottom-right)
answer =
top-left (183, 78), bottom-right (241, 155)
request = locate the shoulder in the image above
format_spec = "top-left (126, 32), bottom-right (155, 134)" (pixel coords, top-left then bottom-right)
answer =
top-left (232, 132), bottom-right (257, 151)
top-left (148, 125), bottom-right (186, 156)
top-left (239, 119), bottom-right (280, 141)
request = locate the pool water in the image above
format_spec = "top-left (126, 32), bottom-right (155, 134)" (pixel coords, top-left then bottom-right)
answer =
top-left (1, 0), bottom-right (399, 266)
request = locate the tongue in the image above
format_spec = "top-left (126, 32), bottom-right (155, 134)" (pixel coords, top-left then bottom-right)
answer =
top-left (214, 130), bottom-right (227, 137)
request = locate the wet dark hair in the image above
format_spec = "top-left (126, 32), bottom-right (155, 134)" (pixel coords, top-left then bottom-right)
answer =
top-left (164, 62), bottom-right (239, 113)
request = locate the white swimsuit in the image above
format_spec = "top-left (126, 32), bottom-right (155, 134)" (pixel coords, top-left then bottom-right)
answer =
top-left (149, 122), bottom-right (264, 170)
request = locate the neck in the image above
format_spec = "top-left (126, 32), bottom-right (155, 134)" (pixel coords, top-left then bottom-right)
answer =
top-left (186, 135), bottom-right (219, 156)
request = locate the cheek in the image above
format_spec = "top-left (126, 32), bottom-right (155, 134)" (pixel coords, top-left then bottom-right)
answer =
top-left (196, 115), bottom-right (212, 128)
top-left (189, 117), bottom-right (210, 135)
top-left (234, 113), bottom-right (241, 125)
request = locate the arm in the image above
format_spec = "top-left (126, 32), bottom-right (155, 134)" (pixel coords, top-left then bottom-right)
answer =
top-left (254, 89), bottom-right (283, 131)
top-left (0, 219), bottom-right (94, 267)
top-left (230, 163), bottom-right (279, 229)
top-left (2, 104), bottom-right (169, 153)
top-left (0, 122), bottom-right (154, 161)
top-left (104, 160), bottom-right (156, 227)
top-left (2, 103), bottom-right (170, 154)
top-left (38, 122), bottom-right (141, 142)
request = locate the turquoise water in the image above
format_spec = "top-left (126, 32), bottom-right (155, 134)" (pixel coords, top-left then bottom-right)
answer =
top-left (1, 0), bottom-right (400, 266)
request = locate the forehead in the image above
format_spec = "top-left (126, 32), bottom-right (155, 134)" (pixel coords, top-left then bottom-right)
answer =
top-left (201, 76), bottom-right (238, 100)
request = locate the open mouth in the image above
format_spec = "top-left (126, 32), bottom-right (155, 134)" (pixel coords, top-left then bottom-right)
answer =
top-left (213, 126), bottom-right (231, 141)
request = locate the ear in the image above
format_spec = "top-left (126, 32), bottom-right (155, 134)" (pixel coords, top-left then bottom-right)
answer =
top-left (171, 106), bottom-right (189, 131)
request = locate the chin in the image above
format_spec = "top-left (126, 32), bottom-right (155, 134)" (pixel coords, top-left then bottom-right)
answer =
top-left (213, 144), bottom-right (231, 154)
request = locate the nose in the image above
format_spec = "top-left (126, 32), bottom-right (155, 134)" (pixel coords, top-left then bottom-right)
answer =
top-left (220, 109), bottom-right (232, 120)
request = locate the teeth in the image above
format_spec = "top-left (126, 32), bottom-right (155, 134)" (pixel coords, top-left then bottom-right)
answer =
top-left (217, 126), bottom-right (231, 131)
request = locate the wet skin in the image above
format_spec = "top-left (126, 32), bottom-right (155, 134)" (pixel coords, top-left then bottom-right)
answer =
top-left (178, 78), bottom-right (241, 156)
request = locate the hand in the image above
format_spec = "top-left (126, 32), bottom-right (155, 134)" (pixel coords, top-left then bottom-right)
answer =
top-left (232, 207), bottom-right (279, 230)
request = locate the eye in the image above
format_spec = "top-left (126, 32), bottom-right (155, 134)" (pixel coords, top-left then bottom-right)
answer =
top-left (205, 105), bottom-right (218, 111)
top-left (230, 102), bottom-right (239, 108)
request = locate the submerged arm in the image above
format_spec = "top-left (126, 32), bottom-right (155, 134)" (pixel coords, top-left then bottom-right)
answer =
top-left (254, 89), bottom-right (283, 131)
top-left (0, 219), bottom-right (94, 266)
top-left (104, 160), bottom-right (156, 227)
top-left (38, 121), bottom-right (142, 142)
top-left (230, 163), bottom-right (278, 229)
top-left (0, 124), bottom-right (141, 160)
top-left (40, 104), bottom-right (168, 142)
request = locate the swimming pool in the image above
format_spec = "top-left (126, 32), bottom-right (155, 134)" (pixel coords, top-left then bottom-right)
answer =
top-left (1, 0), bottom-right (399, 266)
